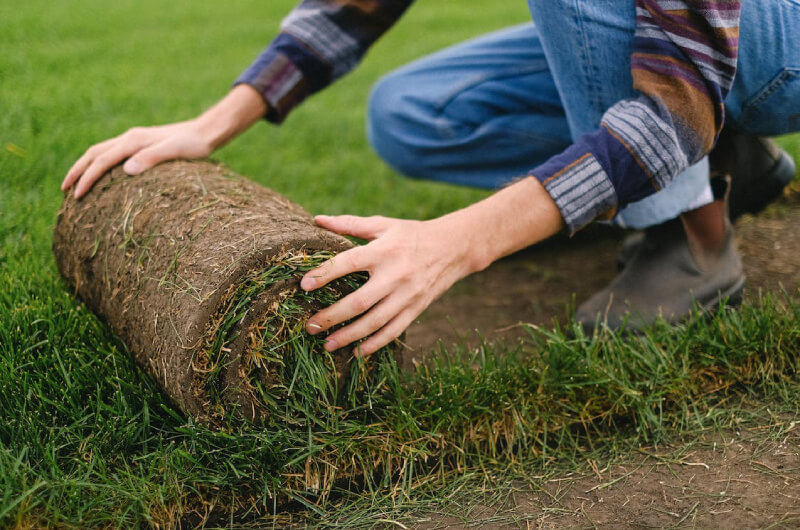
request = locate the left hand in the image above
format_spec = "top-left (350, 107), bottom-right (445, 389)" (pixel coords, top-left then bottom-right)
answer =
top-left (301, 214), bottom-right (476, 357)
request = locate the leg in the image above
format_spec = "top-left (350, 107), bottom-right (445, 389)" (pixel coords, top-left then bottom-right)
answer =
top-left (566, 0), bottom-right (800, 331)
top-left (679, 0), bottom-right (800, 243)
top-left (367, 24), bottom-right (572, 189)
top-left (522, 0), bottom-right (744, 330)
top-left (725, 0), bottom-right (800, 137)
top-left (369, 11), bottom-right (713, 223)
top-left (681, 0), bottom-right (800, 264)
top-left (669, 0), bottom-right (800, 265)
top-left (526, 0), bottom-right (714, 228)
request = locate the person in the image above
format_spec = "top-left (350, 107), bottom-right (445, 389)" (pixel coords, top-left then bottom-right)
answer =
top-left (62, 0), bottom-right (799, 356)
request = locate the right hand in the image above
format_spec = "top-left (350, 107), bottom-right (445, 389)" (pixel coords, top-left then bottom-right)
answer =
top-left (61, 119), bottom-right (214, 198)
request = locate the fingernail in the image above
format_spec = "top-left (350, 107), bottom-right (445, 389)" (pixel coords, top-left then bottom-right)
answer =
top-left (123, 159), bottom-right (141, 175)
top-left (324, 339), bottom-right (338, 352)
top-left (307, 322), bottom-right (321, 334)
top-left (300, 276), bottom-right (316, 291)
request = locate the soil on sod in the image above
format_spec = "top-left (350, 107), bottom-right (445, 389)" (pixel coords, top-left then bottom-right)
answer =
top-left (53, 160), bottom-right (390, 424)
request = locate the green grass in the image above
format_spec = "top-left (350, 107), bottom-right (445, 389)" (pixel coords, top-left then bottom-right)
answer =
top-left (2, 0), bottom-right (800, 528)
top-left (196, 250), bottom-right (377, 419)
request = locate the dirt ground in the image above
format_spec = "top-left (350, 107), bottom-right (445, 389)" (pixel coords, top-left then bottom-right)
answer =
top-left (404, 190), bottom-right (800, 359)
top-left (412, 423), bottom-right (800, 529)
top-left (400, 190), bottom-right (800, 529)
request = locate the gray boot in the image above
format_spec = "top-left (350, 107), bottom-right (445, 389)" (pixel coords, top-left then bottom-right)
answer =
top-left (576, 188), bottom-right (745, 333)
top-left (616, 132), bottom-right (796, 270)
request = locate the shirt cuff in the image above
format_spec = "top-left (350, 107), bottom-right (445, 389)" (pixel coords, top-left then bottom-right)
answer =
top-left (234, 51), bottom-right (306, 123)
top-left (530, 150), bottom-right (618, 235)
top-left (234, 33), bottom-right (334, 123)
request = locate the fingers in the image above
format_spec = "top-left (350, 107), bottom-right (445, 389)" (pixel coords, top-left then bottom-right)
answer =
top-left (62, 139), bottom-right (115, 191)
top-left (62, 126), bottom-right (176, 198)
top-left (309, 289), bottom-right (415, 357)
top-left (314, 215), bottom-right (390, 240)
top-left (301, 247), bottom-right (368, 291)
top-left (319, 295), bottom-right (402, 353)
top-left (353, 309), bottom-right (416, 357)
top-left (306, 279), bottom-right (389, 335)
top-left (65, 127), bottom-right (153, 198)
top-left (72, 141), bottom-right (141, 198)
top-left (123, 140), bottom-right (176, 175)
top-left (301, 215), bottom-right (422, 356)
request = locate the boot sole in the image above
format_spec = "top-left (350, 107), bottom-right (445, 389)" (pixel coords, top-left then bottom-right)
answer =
top-left (698, 274), bottom-right (746, 313)
top-left (576, 275), bottom-right (747, 337)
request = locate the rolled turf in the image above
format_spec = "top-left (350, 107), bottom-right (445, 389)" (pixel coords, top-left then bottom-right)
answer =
top-left (53, 160), bottom-right (389, 425)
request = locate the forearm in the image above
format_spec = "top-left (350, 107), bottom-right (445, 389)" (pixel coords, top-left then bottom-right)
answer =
top-left (194, 84), bottom-right (268, 150)
top-left (434, 177), bottom-right (564, 274)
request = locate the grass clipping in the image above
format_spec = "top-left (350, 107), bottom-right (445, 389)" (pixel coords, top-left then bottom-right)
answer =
top-left (53, 160), bottom-right (396, 424)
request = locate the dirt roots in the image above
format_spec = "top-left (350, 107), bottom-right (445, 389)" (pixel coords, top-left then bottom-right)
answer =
top-left (53, 160), bottom-right (393, 424)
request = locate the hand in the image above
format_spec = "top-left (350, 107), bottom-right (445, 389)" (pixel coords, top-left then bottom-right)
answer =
top-left (301, 214), bottom-right (478, 357)
top-left (61, 120), bottom-right (214, 198)
top-left (61, 84), bottom-right (268, 198)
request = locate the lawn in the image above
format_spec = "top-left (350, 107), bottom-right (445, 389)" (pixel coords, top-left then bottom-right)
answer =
top-left (2, 1), bottom-right (800, 528)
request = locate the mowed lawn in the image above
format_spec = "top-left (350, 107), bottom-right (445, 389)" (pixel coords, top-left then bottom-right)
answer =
top-left (2, 1), bottom-right (800, 528)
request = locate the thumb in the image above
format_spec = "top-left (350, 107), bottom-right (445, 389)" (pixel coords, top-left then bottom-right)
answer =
top-left (315, 215), bottom-right (391, 240)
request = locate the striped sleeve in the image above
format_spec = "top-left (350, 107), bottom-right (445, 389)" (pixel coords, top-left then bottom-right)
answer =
top-left (234, 0), bottom-right (414, 123)
top-left (531, 0), bottom-right (740, 234)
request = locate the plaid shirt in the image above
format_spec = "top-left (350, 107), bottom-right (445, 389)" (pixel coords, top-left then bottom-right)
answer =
top-left (235, 1), bottom-right (741, 234)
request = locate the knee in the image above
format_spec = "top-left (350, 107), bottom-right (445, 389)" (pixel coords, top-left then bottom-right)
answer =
top-left (366, 72), bottom-right (402, 153)
top-left (366, 72), bottom-right (430, 178)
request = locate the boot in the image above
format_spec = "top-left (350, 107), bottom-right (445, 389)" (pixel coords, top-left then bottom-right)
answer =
top-left (616, 131), bottom-right (795, 270)
top-left (577, 178), bottom-right (745, 333)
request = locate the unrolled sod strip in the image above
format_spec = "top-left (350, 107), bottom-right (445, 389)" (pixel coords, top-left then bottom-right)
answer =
top-left (53, 160), bottom-right (386, 424)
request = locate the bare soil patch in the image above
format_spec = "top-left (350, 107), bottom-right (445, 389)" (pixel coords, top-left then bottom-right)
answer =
top-left (404, 190), bottom-right (800, 363)
top-left (412, 422), bottom-right (800, 529)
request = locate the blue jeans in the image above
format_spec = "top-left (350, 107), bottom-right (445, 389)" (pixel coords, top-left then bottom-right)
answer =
top-left (367, 0), bottom-right (800, 229)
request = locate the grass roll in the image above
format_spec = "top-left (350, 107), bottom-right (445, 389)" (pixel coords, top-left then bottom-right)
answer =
top-left (53, 160), bottom-right (392, 425)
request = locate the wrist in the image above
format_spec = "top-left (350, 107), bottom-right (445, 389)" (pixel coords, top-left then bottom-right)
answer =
top-left (428, 214), bottom-right (493, 277)
top-left (193, 84), bottom-right (269, 151)
top-left (435, 177), bottom-right (564, 275)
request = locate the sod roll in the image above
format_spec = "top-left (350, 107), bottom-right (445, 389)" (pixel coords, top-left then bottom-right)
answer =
top-left (53, 160), bottom-right (379, 424)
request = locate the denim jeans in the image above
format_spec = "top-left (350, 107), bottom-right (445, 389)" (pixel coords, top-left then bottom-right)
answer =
top-left (367, 0), bottom-right (800, 229)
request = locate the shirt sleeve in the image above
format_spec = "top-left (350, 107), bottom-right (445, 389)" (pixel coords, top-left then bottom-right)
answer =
top-left (530, 0), bottom-right (741, 234)
top-left (234, 0), bottom-right (415, 123)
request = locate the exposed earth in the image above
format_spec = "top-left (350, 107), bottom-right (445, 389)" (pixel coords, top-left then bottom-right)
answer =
top-left (405, 188), bottom-right (800, 359)
top-left (400, 187), bottom-right (800, 529)
top-left (411, 423), bottom-right (800, 529)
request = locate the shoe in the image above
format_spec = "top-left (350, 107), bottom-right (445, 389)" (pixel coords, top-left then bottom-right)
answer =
top-left (576, 216), bottom-right (745, 334)
top-left (711, 130), bottom-right (796, 220)
top-left (616, 132), bottom-right (796, 270)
